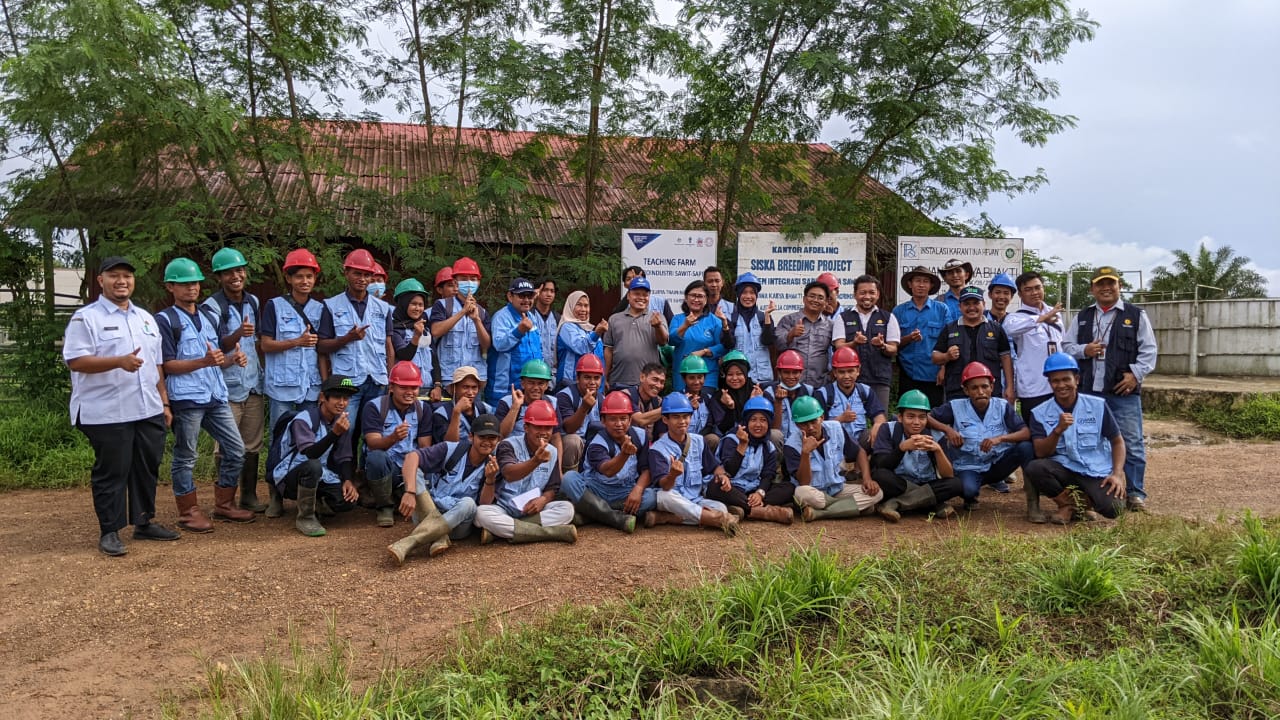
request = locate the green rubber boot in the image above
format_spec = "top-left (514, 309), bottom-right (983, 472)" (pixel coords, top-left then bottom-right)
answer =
top-left (801, 496), bottom-right (866, 522)
top-left (576, 490), bottom-right (636, 533)
top-left (294, 483), bottom-right (327, 537)
top-left (511, 519), bottom-right (577, 544)
top-left (387, 494), bottom-right (451, 565)
top-left (370, 475), bottom-right (395, 528)
top-left (238, 452), bottom-right (268, 513)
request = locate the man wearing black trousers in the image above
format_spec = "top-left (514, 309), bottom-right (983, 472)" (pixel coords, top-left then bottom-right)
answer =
top-left (63, 256), bottom-right (180, 556)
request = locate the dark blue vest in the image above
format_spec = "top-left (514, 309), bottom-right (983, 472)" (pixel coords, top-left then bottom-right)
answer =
top-left (941, 321), bottom-right (1004, 398)
top-left (836, 307), bottom-right (894, 385)
top-left (1074, 304), bottom-right (1144, 395)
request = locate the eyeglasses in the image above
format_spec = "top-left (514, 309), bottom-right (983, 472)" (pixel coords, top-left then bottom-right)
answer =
top-left (804, 293), bottom-right (827, 301)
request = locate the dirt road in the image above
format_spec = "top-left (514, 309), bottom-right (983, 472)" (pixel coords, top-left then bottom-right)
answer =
top-left (1, 419), bottom-right (1272, 719)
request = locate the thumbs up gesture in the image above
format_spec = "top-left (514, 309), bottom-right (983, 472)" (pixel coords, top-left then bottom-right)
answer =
top-left (119, 347), bottom-right (144, 372)
top-left (238, 317), bottom-right (255, 338)
top-left (204, 342), bottom-right (226, 368)
top-left (232, 347), bottom-right (248, 368)
top-left (517, 313), bottom-right (534, 333)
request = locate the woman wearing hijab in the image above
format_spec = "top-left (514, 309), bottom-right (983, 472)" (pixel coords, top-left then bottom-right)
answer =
top-left (715, 350), bottom-right (765, 433)
top-left (724, 272), bottom-right (776, 385)
top-left (390, 279), bottom-right (442, 401)
top-left (557, 290), bottom-right (607, 390)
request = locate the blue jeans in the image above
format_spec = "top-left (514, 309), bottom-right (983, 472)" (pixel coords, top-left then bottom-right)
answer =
top-left (439, 496), bottom-right (478, 539)
top-left (171, 403), bottom-right (244, 495)
top-left (561, 470), bottom-right (657, 515)
top-left (347, 378), bottom-right (384, 467)
top-left (268, 398), bottom-right (316, 441)
top-left (1102, 393), bottom-right (1147, 500)
top-left (366, 449), bottom-right (426, 492)
top-left (955, 441), bottom-right (1034, 500)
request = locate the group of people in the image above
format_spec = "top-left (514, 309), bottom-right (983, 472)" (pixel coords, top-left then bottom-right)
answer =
top-left (64, 247), bottom-right (1157, 562)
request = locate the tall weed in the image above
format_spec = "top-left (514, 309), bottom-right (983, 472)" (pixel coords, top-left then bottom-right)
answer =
top-left (1179, 608), bottom-right (1280, 719)
top-left (1025, 542), bottom-right (1145, 614)
top-left (1237, 513), bottom-right (1280, 609)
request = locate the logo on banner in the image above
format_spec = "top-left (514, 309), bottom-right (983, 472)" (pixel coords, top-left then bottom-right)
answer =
top-left (1004, 247), bottom-right (1016, 259)
top-left (628, 232), bottom-right (662, 251)
top-left (902, 243), bottom-right (918, 259)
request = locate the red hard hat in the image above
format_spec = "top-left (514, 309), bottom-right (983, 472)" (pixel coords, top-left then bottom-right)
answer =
top-left (601, 390), bottom-right (634, 415)
top-left (371, 262), bottom-right (387, 279)
top-left (817, 272), bottom-right (839, 292)
top-left (389, 361), bottom-right (423, 387)
top-left (452, 256), bottom-right (482, 278)
top-left (831, 346), bottom-right (861, 368)
top-left (576, 354), bottom-right (604, 375)
top-left (961, 361), bottom-right (995, 385)
top-left (283, 248), bottom-right (321, 272)
top-left (776, 349), bottom-right (805, 371)
top-left (523, 399), bottom-right (558, 427)
top-left (343, 249), bottom-right (378, 273)
top-left (434, 266), bottom-right (454, 287)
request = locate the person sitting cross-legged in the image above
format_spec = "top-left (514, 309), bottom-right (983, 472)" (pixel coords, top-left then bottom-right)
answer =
top-left (789, 396), bottom-right (884, 522)
top-left (869, 390), bottom-right (964, 522)
top-left (704, 397), bottom-right (794, 524)
top-left (474, 399), bottom-right (578, 544)
top-left (560, 391), bottom-right (654, 533)
top-left (645, 393), bottom-right (740, 536)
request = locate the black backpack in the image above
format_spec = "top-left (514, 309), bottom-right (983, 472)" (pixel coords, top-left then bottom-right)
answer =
top-left (204, 291), bottom-right (260, 336)
top-left (426, 441), bottom-right (475, 495)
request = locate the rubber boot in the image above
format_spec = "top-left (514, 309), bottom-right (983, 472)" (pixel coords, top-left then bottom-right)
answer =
top-left (428, 536), bottom-right (452, 557)
top-left (747, 504), bottom-right (793, 524)
top-left (265, 482), bottom-right (284, 518)
top-left (175, 490), bottom-right (213, 533)
top-left (511, 519), bottom-right (578, 544)
top-left (295, 483), bottom-right (327, 537)
top-left (727, 506), bottom-right (745, 520)
top-left (1025, 483), bottom-right (1048, 524)
top-left (369, 475), bottom-right (395, 528)
top-left (800, 496), bottom-right (865, 522)
top-left (643, 511), bottom-right (683, 528)
top-left (700, 508), bottom-right (740, 537)
top-left (213, 485), bottom-right (256, 523)
top-left (576, 490), bottom-right (636, 533)
top-left (238, 452), bottom-right (267, 513)
top-left (1048, 489), bottom-right (1077, 525)
top-left (879, 482), bottom-right (938, 522)
top-left (387, 494), bottom-right (451, 565)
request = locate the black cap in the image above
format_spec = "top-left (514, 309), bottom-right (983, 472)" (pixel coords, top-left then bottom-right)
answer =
top-left (98, 256), bottom-right (135, 274)
top-left (471, 413), bottom-right (502, 437)
top-left (508, 277), bottom-right (536, 294)
top-left (321, 375), bottom-right (359, 395)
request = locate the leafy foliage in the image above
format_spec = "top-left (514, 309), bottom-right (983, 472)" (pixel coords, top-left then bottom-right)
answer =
top-left (1193, 394), bottom-right (1280, 441)
top-left (1146, 242), bottom-right (1268, 301)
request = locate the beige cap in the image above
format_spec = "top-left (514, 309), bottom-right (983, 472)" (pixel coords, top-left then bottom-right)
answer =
top-left (451, 366), bottom-right (482, 386)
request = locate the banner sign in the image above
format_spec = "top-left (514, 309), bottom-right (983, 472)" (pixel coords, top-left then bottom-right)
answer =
top-left (736, 233), bottom-right (867, 315)
top-left (621, 228), bottom-right (719, 313)
top-left (894, 236), bottom-right (1024, 305)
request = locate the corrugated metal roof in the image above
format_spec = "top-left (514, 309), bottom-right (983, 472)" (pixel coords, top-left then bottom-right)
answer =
top-left (33, 120), bottom-right (905, 242)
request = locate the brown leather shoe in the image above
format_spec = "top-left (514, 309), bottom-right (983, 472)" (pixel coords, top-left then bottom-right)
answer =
top-left (212, 485), bottom-right (256, 523)
top-left (643, 511), bottom-right (683, 528)
top-left (176, 491), bottom-right (213, 533)
top-left (748, 504), bottom-right (794, 525)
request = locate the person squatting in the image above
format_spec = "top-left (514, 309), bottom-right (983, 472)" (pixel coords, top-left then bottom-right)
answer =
top-left (66, 251), bottom-right (1155, 560)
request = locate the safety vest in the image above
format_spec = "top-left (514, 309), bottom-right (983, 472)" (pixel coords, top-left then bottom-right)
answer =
top-left (731, 308), bottom-right (774, 385)
top-left (163, 307), bottom-right (228, 404)
top-left (886, 421), bottom-right (942, 483)
top-left (495, 434), bottom-right (559, 516)
top-left (816, 382), bottom-right (875, 437)
top-left (946, 397), bottom-right (1015, 472)
top-left (556, 385), bottom-right (601, 438)
top-left (426, 441), bottom-right (486, 511)
top-left (264, 297), bottom-right (325, 403)
top-left (325, 292), bottom-right (391, 386)
top-left (652, 432), bottom-right (710, 502)
top-left (1074, 303), bottom-right (1145, 395)
top-left (940, 320), bottom-right (1004, 398)
top-left (764, 382), bottom-right (813, 445)
top-left (201, 292), bottom-right (262, 402)
top-left (395, 326), bottom-right (434, 388)
top-left (583, 428), bottom-right (646, 492)
top-left (433, 297), bottom-right (487, 382)
top-left (836, 307), bottom-right (894, 385)
top-left (273, 409), bottom-right (341, 485)
top-left (1032, 394), bottom-right (1114, 477)
top-left (369, 396), bottom-right (426, 468)
top-left (799, 421), bottom-right (850, 496)
top-left (722, 435), bottom-right (771, 494)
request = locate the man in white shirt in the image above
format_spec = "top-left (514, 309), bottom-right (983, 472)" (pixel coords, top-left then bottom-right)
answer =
top-left (63, 256), bottom-right (180, 556)
top-left (1003, 272), bottom-right (1066, 426)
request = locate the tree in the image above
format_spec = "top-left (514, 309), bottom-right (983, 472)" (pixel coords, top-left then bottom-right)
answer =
top-left (1147, 243), bottom-right (1267, 300)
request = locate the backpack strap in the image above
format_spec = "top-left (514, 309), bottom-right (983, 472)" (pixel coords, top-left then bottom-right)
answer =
top-left (444, 441), bottom-right (472, 475)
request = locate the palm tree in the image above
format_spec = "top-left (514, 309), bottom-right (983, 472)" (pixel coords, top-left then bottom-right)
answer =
top-left (1147, 243), bottom-right (1267, 300)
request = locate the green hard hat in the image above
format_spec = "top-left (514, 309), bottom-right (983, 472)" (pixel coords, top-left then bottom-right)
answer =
top-left (679, 354), bottom-right (709, 375)
top-left (721, 349), bottom-right (750, 370)
top-left (394, 278), bottom-right (428, 300)
top-left (791, 395), bottom-right (824, 424)
top-left (164, 257), bottom-right (205, 283)
top-left (896, 390), bottom-right (933, 412)
top-left (520, 359), bottom-right (553, 381)
top-left (210, 248), bottom-right (247, 273)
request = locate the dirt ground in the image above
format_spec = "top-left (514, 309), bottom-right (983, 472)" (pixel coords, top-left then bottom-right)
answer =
top-left (2, 418), bottom-right (1275, 719)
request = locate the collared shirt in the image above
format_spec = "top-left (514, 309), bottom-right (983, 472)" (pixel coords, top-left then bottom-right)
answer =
top-left (1002, 302), bottom-right (1064, 399)
top-left (1062, 300), bottom-right (1158, 393)
top-left (936, 289), bottom-right (963, 319)
top-left (63, 296), bottom-right (165, 425)
top-left (893, 298), bottom-right (953, 382)
top-left (774, 311), bottom-right (834, 387)
top-left (602, 308), bottom-right (662, 388)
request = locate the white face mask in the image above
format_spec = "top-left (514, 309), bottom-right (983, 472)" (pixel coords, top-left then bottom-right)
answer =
top-left (366, 282), bottom-right (386, 298)
top-left (457, 280), bottom-right (479, 297)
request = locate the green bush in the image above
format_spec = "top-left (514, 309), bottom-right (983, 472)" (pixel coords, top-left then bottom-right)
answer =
top-left (1194, 394), bottom-right (1280, 440)
top-left (1024, 543), bottom-right (1145, 614)
top-left (1238, 513), bottom-right (1280, 610)
top-left (1179, 609), bottom-right (1280, 719)
top-left (0, 298), bottom-right (71, 402)
top-left (0, 402), bottom-right (93, 489)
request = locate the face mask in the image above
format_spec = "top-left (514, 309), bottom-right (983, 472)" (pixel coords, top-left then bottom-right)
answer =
top-left (366, 282), bottom-right (386, 298)
top-left (457, 280), bottom-right (479, 297)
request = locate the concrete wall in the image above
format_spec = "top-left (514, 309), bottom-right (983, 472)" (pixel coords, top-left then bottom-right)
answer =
top-left (1143, 299), bottom-right (1280, 376)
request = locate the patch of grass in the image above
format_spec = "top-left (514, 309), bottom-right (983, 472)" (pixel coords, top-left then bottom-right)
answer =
top-left (0, 402), bottom-right (94, 489)
top-left (1193, 393), bottom-right (1280, 440)
top-left (1238, 513), bottom-right (1280, 610)
top-left (169, 518), bottom-right (1280, 719)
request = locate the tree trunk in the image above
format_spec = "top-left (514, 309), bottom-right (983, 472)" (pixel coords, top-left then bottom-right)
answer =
top-left (582, 0), bottom-right (614, 253)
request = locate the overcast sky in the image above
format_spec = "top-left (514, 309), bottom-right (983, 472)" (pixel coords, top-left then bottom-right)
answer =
top-left (948, 0), bottom-right (1279, 294)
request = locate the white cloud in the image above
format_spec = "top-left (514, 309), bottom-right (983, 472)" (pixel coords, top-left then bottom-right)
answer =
top-left (1002, 225), bottom-right (1275, 296)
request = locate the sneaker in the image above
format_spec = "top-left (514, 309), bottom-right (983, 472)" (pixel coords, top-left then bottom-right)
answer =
top-left (991, 479), bottom-right (1012, 493)
top-left (132, 523), bottom-right (180, 541)
top-left (933, 503), bottom-right (957, 520)
top-left (963, 498), bottom-right (979, 512)
top-left (1126, 497), bottom-right (1149, 513)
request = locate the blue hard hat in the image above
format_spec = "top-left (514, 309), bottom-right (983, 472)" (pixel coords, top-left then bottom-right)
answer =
top-left (1042, 352), bottom-right (1080, 376)
top-left (734, 272), bottom-right (762, 293)
top-left (628, 276), bottom-right (652, 292)
top-left (660, 392), bottom-right (694, 415)
top-left (743, 396), bottom-right (774, 418)
top-left (989, 273), bottom-right (1017, 293)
